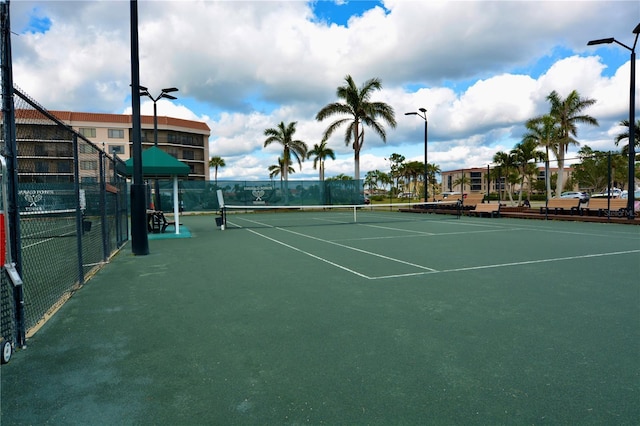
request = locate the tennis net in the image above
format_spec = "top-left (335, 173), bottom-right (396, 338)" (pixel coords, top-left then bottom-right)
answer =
top-left (220, 200), bottom-right (461, 229)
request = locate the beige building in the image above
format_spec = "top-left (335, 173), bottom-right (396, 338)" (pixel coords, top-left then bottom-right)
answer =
top-left (48, 111), bottom-right (211, 181)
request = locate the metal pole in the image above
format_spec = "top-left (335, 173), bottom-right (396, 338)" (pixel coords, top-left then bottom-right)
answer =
top-left (424, 117), bottom-right (428, 201)
top-left (130, 0), bottom-right (149, 255)
top-left (607, 151), bottom-right (612, 220)
top-left (486, 164), bottom-right (490, 202)
top-left (627, 48), bottom-right (635, 218)
top-left (153, 100), bottom-right (161, 211)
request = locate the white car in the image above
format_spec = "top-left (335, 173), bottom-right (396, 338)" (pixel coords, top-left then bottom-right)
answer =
top-left (590, 188), bottom-right (622, 198)
top-left (560, 191), bottom-right (589, 203)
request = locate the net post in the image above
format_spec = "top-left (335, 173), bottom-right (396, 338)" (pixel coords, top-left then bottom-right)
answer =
top-left (353, 205), bottom-right (357, 223)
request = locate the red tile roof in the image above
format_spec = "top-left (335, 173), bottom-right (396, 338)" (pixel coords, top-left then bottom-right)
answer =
top-left (45, 110), bottom-right (210, 133)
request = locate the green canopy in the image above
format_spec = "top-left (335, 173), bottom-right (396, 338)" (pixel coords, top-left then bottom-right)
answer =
top-left (124, 146), bottom-right (190, 177)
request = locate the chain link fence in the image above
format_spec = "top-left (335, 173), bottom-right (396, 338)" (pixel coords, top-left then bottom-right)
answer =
top-left (1, 87), bottom-right (129, 349)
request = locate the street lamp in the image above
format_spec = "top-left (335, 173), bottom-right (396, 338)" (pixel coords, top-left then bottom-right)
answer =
top-left (405, 108), bottom-right (428, 201)
top-left (139, 86), bottom-right (178, 210)
top-left (588, 23), bottom-right (640, 219)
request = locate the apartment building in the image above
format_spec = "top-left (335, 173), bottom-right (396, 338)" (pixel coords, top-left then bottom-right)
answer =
top-left (15, 110), bottom-right (210, 182)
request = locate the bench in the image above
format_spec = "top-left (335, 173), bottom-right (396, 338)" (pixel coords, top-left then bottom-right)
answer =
top-left (469, 202), bottom-right (500, 218)
top-left (147, 210), bottom-right (176, 233)
top-left (461, 193), bottom-right (486, 209)
top-left (582, 198), bottom-right (628, 217)
top-left (539, 198), bottom-right (581, 215)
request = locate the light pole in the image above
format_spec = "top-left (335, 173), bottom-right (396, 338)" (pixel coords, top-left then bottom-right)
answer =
top-left (588, 23), bottom-right (640, 219)
top-left (405, 108), bottom-right (428, 201)
top-left (139, 86), bottom-right (178, 211)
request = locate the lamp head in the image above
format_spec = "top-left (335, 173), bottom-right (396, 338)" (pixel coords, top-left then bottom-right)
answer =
top-left (162, 87), bottom-right (179, 93)
top-left (633, 22), bottom-right (640, 34)
top-left (587, 38), bottom-right (615, 46)
top-left (404, 112), bottom-right (418, 116)
top-left (419, 107), bottom-right (427, 113)
top-left (160, 93), bottom-right (178, 100)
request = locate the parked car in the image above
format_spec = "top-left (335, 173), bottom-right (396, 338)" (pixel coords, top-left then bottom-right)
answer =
top-left (590, 188), bottom-right (622, 198)
top-left (560, 191), bottom-right (589, 203)
top-left (620, 189), bottom-right (640, 199)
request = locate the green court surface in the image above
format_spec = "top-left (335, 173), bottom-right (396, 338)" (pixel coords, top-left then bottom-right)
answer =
top-left (1, 213), bottom-right (639, 424)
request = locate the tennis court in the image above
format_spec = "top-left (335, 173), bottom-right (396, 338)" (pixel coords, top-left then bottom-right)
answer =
top-left (1, 212), bottom-right (639, 424)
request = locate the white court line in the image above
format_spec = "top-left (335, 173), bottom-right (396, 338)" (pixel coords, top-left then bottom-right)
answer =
top-left (369, 249), bottom-right (640, 280)
top-left (277, 227), bottom-right (438, 272)
top-left (246, 229), bottom-right (371, 279)
top-left (335, 226), bottom-right (522, 242)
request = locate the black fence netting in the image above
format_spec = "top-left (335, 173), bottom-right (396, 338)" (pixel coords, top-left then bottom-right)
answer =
top-left (0, 87), bottom-right (129, 348)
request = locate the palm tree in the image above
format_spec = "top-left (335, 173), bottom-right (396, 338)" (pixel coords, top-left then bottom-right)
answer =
top-left (364, 170), bottom-right (379, 194)
top-left (545, 90), bottom-right (598, 197)
top-left (614, 119), bottom-right (640, 158)
top-left (208, 156), bottom-right (225, 184)
top-left (388, 153), bottom-right (405, 196)
top-left (427, 163), bottom-right (441, 201)
top-left (493, 151), bottom-right (518, 204)
top-left (264, 121), bottom-right (308, 203)
top-left (269, 157), bottom-right (296, 192)
top-left (511, 139), bottom-right (545, 205)
top-left (316, 75), bottom-right (397, 182)
top-left (307, 140), bottom-right (335, 182)
top-left (404, 161), bottom-right (424, 198)
top-left (523, 114), bottom-right (559, 200)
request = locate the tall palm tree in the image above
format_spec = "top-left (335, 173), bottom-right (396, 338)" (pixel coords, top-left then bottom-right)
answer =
top-left (307, 140), bottom-right (335, 182)
top-left (264, 121), bottom-right (308, 202)
top-left (523, 114), bottom-right (559, 200)
top-left (614, 119), bottom-right (640, 158)
top-left (545, 90), bottom-right (598, 197)
top-left (316, 75), bottom-right (397, 182)
top-left (208, 156), bottom-right (225, 184)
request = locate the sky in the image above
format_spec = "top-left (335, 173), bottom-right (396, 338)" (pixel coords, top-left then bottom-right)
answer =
top-left (6, 0), bottom-right (640, 181)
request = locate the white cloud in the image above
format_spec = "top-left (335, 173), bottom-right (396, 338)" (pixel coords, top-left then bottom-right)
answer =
top-left (8, 0), bottom-right (639, 181)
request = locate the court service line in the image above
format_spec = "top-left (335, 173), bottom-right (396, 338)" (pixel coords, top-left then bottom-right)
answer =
top-left (276, 227), bottom-right (439, 272)
top-left (246, 228), bottom-right (372, 279)
top-left (369, 249), bottom-right (640, 280)
top-left (335, 227), bottom-right (522, 242)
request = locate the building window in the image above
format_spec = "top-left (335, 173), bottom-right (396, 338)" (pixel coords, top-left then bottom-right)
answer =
top-left (79, 144), bottom-right (97, 154)
top-left (79, 128), bottom-right (96, 138)
top-left (470, 171), bottom-right (482, 191)
top-left (80, 160), bottom-right (98, 171)
top-left (108, 129), bottom-right (124, 139)
top-left (109, 144), bottom-right (124, 155)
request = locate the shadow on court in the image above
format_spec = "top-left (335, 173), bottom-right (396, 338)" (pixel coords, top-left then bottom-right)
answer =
top-left (1, 213), bottom-right (639, 424)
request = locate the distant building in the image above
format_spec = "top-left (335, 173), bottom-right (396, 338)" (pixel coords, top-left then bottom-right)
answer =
top-left (15, 110), bottom-right (210, 182)
top-left (440, 166), bottom-right (577, 197)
